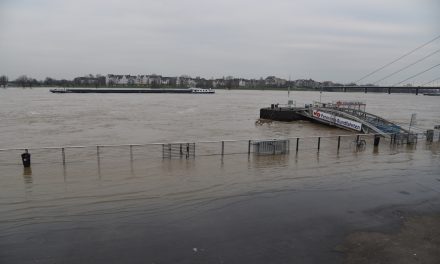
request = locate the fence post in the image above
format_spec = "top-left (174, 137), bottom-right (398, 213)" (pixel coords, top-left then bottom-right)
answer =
top-left (129, 145), bottom-right (133, 160)
top-left (317, 137), bottom-right (321, 151)
top-left (96, 146), bottom-right (100, 158)
top-left (273, 141), bottom-right (276, 155)
top-left (337, 136), bottom-right (341, 150)
top-left (221, 141), bottom-right (224, 156)
top-left (296, 138), bottom-right (299, 152)
top-left (373, 135), bottom-right (380, 146)
top-left (61, 147), bottom-right (65, 164)
top-left (169, 144), bottom-right (172, 158)
top-left (248, 140), bottom-right (251, 155)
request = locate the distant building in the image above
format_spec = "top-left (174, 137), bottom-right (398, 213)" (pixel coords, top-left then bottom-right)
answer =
top-left (74, 75), bottom-right (105, 86)
top-left (294, 79), bottom-right (320, 88)
top-left (265, 76), bottom-right (287, 87)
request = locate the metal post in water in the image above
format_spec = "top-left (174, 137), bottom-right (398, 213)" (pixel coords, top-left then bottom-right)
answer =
top-left (61, 147), bottom-right (65, 164)
top-left (374, 135), bottom-right (380, 146)
top-left (221, 141), bottom-right (224, 156)
top-left (169, 144), bottom-right (172, 158)
top-left (390, 133), bottom-right (396, 145)
top-left (96, 146), bottom-right (101, 178)
top-left (248, 140), bottom-right (251, 155)
top-left (317, 137), bottom-right (321, 151)
top-left (129, 145), bottom-right (133, 161)
top-left (337, 136), bottom-right (341, 150)
top-left (21, 149), bottom-right (31, 168)
top-left (296, 138), bottom-right (299, 152)
top-left (273, 141), bottom-right (276, 155)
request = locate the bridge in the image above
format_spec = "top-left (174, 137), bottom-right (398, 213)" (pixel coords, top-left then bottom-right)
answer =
top-left (318, 86), bottom-right (440, 95)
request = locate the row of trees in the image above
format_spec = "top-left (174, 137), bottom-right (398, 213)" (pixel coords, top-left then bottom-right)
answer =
top-left (1, 75), bottom-right (46, 87)
top-left (0, 74), bottom-right (99, 88)
top-left (0, 75), bottom-right (8, 87)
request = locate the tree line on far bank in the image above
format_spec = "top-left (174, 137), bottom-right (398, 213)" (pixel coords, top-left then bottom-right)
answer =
top-left (1, 75), bottom-right (77, 88)
top-left (1, 74), bottom-right (434, 93)
top-left (0, 74), bottom-right (341, 90)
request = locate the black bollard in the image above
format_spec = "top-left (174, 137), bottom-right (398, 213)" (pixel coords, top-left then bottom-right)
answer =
top-left (21, 149), bottom-right (31, 167)
top-left (374, 134), bottom-right (381, 146)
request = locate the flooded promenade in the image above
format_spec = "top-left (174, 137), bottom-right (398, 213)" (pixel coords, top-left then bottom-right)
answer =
top-left (0, 88), bottom-right (439, 263)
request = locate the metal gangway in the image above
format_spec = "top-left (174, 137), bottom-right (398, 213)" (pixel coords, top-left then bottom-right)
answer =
top-left (299, 101), bottom-right (410, 137)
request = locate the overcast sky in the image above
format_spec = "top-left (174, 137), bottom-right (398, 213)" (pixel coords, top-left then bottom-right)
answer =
top-left (0, 0), bottom-right (439, 84)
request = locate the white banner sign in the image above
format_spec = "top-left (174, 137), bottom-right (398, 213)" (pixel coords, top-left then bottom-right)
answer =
top-left (312, 110), bottom-right (362, 131)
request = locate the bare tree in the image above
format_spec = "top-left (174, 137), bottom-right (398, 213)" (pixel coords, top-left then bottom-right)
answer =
top-left (0, 75), bottom-right (8, 87)
top-left (44, 77), bottom-right (55, 86)
top-left (15, 75), bottom-right (29, 87)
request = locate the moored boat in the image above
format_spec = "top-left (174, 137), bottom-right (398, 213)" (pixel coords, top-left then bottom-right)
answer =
top-left (190, 88), bottom-right (215, 94)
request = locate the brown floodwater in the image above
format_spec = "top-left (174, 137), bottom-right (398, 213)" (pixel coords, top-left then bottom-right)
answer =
top-left (0, 88), bottom-right (439, 263)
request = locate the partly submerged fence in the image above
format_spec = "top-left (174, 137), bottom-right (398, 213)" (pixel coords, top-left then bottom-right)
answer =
top-left (0, 132), bottom-right (435, 167)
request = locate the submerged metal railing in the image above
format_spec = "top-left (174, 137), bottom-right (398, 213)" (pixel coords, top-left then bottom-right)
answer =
top-left (0, 132), bottom-right (435, 167)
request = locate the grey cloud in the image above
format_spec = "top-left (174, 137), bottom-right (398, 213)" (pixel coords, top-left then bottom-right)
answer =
top-left (0, 0), bottom-right (438, 84)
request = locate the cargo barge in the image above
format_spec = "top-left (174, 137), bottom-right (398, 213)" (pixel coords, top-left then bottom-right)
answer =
top-left (50, 88), bottom-right (214, 94)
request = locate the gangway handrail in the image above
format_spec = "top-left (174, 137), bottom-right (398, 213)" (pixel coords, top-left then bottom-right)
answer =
top-left (303, 106), bottom-right (410, 137)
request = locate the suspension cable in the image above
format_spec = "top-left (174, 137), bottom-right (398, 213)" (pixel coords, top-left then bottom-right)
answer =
top-left (392, 63), bottom-right (440, 86)
top-left (421, 76), bottom-right (440, 86)
top-left (372, 48), bottom-right (440, 85)
top-left (354, 34), bottom-right (440, 84)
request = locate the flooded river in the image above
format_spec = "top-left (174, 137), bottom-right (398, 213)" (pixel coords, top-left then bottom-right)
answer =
top-left (0, 88), bottom-right (439, 263)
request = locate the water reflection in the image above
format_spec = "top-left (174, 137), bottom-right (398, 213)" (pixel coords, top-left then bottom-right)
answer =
top-left (251, 154), bottom-right (289, 168)
top-left (23, 167), bottom-right (32, 179)
top-left (62, 163), bottom-right (67, 182)
top-left (22, 167), bottom-right (33, 193)
top-left (97, 147), bottom-right (101, 179)
top-left (373, 146), bottom-right (379, 155)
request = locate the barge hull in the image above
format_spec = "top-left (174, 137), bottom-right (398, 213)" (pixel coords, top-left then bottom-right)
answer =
top-left (51, 89), bottom-right (193, 94)
top-left (260, 108), bottom-right (308, 121)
